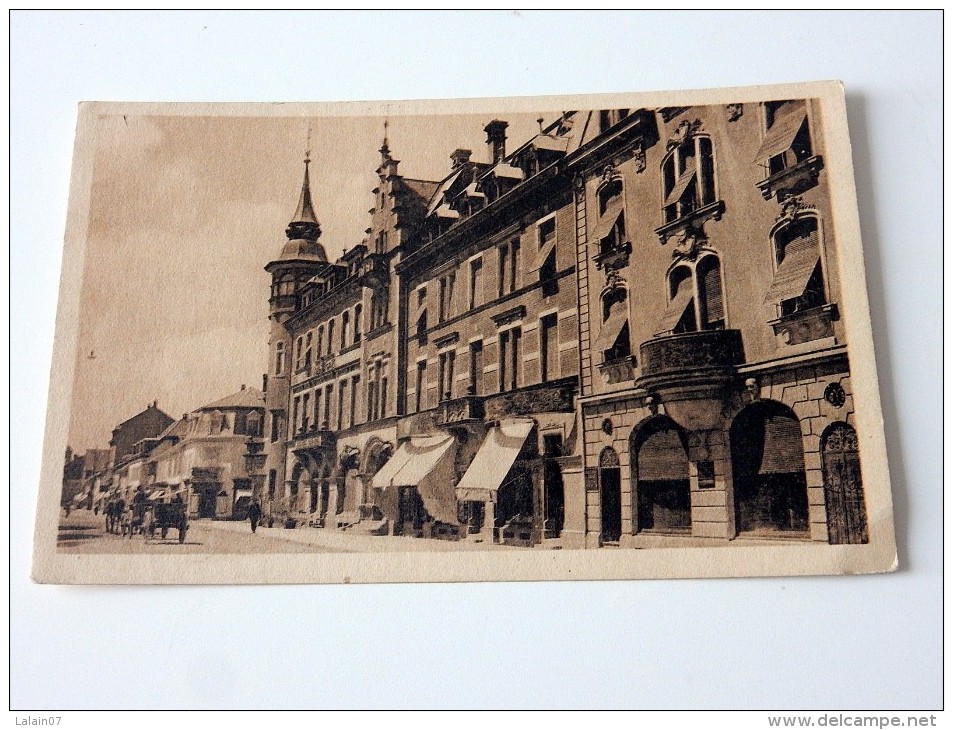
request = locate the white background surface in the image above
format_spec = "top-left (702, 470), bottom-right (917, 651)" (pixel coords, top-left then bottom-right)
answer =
top-left (10, 10), bottom-right (942, 710)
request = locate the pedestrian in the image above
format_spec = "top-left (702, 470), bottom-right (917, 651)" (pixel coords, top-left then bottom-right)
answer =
top-left (248, 499), bottom-right (262, 534)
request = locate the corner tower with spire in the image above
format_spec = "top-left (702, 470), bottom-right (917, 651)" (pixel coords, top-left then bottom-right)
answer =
top-left (261, 150), bottom-right (330, 509)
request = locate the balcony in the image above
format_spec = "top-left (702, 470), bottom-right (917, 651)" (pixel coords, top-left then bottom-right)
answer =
top-left (436, 394), bottom-right (485, 426)
top-left (756, 156), bottom-right (824, 201)
top-left (638, 329), bottom-right (744, 390)
top-left (769, 303), bottom-right (837, 346)
top-left (593, 239), bottom-right (632, 272)
top-left (597, 355), bottom-right (636, 385)
top-left (357, 253), bottom-right (389, 287)
top-left (291, 424), bottom-right (336, 451)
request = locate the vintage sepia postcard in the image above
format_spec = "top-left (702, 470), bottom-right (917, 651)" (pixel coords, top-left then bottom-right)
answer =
top-left (32, 81), bottom-right (897, 584)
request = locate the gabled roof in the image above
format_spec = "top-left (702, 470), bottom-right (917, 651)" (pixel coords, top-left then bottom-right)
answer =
top-left (199, 387), bottom-right (265, 411)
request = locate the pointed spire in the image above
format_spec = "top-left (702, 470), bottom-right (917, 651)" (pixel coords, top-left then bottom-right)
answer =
top-left (286, 128), bottom-right (321, 242)
top-left (379, 119), bottom-right (390, 159)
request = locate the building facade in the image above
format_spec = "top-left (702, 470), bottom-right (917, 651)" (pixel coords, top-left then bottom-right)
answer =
top-left (575, 102), bottom-right (867, 546)
top-left (258, 99), bottom-right (868, 548)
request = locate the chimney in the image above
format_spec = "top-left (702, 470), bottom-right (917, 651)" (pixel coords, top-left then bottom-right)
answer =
top-left (450, 148), bottom-right (472, 169)
top-left (484, 120), bottom-right (508, 164)
top-left (152, 400), bottom-right (158, 408)
top-left (241, 384), bottom-right (246, 391)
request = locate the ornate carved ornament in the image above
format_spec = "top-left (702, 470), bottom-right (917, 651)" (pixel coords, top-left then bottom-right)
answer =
top-left (670, 224), bottom-right (708, 261)
top-left (774, 195), bottom-right (816, 227)
top-left (726, 103), bottom-right (744, 122)
top-left (602, 268), bottom-right (627, 294)
top-left (658, 107), bottom-right (690, 123)
top-left (666, 119), bottom-right (703, 151)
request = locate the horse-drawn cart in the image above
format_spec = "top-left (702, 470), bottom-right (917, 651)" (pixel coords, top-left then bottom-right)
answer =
top-left (127, 500), bottom-right (188, 543)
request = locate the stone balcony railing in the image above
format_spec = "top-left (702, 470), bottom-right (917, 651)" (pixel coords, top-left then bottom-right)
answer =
top-left (637, 329), bottom-right (744, 390)
top-left (436, 394), bottom-right (485, 426)
top-left (756, 156), bottom-right (824, 201)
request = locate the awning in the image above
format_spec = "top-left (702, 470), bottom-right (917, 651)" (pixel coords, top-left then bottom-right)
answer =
top-left (656, 280), bottom-right (695, 334)
top-left (455, 419), bottom-right (534, 503)
top-left (753, 103), bottom-right (807, 163)
top-left (593, 301), bottom-right (629, 352)
top-left (370, 437), bottom-right (422, 490)
top-left (759, 414), bottom-right (805, 474)
top-left (636, 429), bottom-right (689, 481)
top-left (409, 438), bottom-right (459, 525)
top-left (528, 238), bottom-right (557, 275)
top-left (591, 204), bottom-right (623, 242)
top-left (763, 246), bottom-right (819, 305)
top-left (663, 166), bottom-right (697, 208)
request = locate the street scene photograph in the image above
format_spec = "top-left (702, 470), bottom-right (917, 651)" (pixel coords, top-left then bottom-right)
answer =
top-left (37, 83), bottom-right (896, 579)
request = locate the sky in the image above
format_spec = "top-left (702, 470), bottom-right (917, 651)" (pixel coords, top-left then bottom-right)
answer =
top-left (67, 107), bottom-right (551, 452)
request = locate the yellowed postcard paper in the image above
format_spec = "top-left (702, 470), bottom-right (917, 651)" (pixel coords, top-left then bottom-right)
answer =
top-left (33, 81), bottom-right (897, 583)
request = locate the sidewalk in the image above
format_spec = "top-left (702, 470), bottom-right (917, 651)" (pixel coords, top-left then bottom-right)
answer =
top-left (200, 519), bottom-right (519, 553)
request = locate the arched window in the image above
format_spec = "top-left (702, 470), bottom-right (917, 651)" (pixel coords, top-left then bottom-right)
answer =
top-left (341, 311), bottom-right (350, 349)
top-left (662, 135), bottom-right (716, 224)
top-left (595, 288), bottom-right (631, 363)
top-left (304, 332), bottom-right (313, 369)
top-left (765, 216), bottom-right (825, 317)
top-left (294, 336), bottom-right (304, 370)
top-left (274, 341), bottom-right (286, 376)
top-left (656, 254), bottom-right (725, 335)
top-left (593, 178), bottom-right (627, 262)
top-left (316, 326), bottom-right (324, 358)
top-left (353, 304), bottom-right (362, 344)
top-left (326, 319), bottom-right (335, 355)
top-left (632, 417), bottom-right (691, 533)
top-left (730, 401), bottom-right (808, 535)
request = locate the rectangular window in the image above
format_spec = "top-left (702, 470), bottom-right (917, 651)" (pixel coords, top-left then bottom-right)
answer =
top-left (415, 361), bottom-right (426, 412)
top-left (314, 389), bottom-right (322, 429)
top-left (540, 314), bottom-right (558, 383)
top-left (304, 332), bottom-right (313, 369)
top-left (469, 340), bottom-right (484, 395)
top-left (510, 239), bottom-right (520, 293)
top-left (380, 376), bottom-right (388, 417)
top-left (268, 470), bottom-right (277, 499)
top-left (499, 328), bottom-right (521, 391)
top-left (341, 311), bottom-right (350, 349)
top-left (324, 384), bottom-right (333, 428)
top-left (337, 381), bottom-right (346, 431)
top-left (469, 258), bottom-right (483, 309)
top-left (275, 341), bottom-right (286, 376)
top-left (350, 375), bottom-right (360, 426)
top-left (302, 393), bottom-right (310, 432)
top-left (270, 411), bottom-right (281, 442)
top-left (291, 397), bottom-right (300, 436)
top-left (295, 337), bottom-right (304, 370)
top-left (498, 244), bottom-right (508, 298)
top-left (353, 304), bottom-right (362, 343)
top-left (439, 272), bottom-right (456, 322)
top-left (326, 319), bottom-right (335, 355)
top-left (438, 351), bottom-right (455, 402)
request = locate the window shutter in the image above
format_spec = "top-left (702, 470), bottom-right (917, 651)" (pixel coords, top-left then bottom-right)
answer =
top-left (701, 260), bottom-right (724, 324)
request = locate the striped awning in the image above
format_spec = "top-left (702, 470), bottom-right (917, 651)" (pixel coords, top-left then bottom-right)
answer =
top-left (754, 103), bottom-right (807, 163)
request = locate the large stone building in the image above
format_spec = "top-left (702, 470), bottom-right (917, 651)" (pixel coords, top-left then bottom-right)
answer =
top-left (260, 98), bottom-right (869, 547)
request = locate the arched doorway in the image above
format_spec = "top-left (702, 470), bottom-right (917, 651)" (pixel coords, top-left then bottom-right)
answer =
top-left (632, 417), bottom-right (691, 533)
top-left (822, 422), bottom-right (868, 544)
top-left (730, 401), bottom-right (809, 536)
top-left (599, 447), bottom-right (622, 543)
